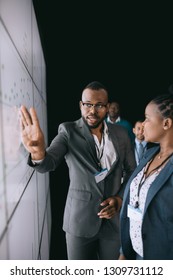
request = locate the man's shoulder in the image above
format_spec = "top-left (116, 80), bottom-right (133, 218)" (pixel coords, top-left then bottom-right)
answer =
top-left (58, 118), bottom-right (82, 133)
top-left (107, 122), bottom-right (129, 134)
top-left (59, 118), bottom-right (82, 127)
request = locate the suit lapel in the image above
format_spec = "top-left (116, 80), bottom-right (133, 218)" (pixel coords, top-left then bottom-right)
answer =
top-left (122, 147), bottom-right (173, 216)
top-left (77, 118), bottom-right (100, 168)
top-left (123, 146), bottom-right (160, 206)
top-left (144, 158), bottom-right (173, 215)
top-left (77, 119), bottom-right (120, 173)
top-left (106, 124), bottom-right (120, 162)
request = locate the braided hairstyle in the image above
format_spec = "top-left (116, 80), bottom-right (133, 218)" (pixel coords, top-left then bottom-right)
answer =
top-left (150, 93), bottom-right (173, 120)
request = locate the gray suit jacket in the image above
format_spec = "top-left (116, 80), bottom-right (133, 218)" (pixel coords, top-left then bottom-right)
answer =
top-left (28, 118), bottom-right (136, 238)
top-left (120, 145), bottom-right (173, 259)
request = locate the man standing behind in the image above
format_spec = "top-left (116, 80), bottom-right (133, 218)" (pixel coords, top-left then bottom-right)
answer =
top-left (133, 120), bottom-right (147, 165)
top-left (106, 101), bottom-right (135, 143)
top-left (133, 119), bottom-right (159, 165)
top-left (19, 81), bottom-right (136, 260)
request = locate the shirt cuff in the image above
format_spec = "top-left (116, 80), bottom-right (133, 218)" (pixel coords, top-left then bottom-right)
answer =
top-left (31, 159), bottom-right (44, 165)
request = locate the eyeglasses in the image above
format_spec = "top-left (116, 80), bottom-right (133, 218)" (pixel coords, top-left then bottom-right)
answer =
top-left (81, 102), bottom-right (107, 110)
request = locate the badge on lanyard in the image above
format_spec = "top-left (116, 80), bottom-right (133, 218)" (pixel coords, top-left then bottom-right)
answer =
top-left (127, 204), bottom-right (142, 222)
top-left (95, 168), bottom-right (108, 183)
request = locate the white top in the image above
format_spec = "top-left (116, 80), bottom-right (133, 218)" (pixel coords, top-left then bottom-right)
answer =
top-left (93, 121), bottom-right (117, 170)
top-left (129, 164), bottom-right (161, 257)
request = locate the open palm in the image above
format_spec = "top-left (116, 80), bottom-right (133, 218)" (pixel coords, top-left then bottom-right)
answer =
top-left (20, 105), bottom-right (45, 159)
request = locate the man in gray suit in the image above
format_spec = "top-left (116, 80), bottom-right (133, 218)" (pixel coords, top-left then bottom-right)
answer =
top-left (20, 81), bottom-right (136, 259)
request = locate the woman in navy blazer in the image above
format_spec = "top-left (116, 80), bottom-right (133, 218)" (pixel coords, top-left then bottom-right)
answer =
top-left (119, 93), bottom-right (173, 260)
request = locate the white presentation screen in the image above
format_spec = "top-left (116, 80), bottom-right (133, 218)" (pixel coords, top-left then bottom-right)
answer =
top-left (0, 0), bottom-right (51, 259)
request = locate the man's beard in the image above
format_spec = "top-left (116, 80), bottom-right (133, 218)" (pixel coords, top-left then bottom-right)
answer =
top-left (82, 116), bottom-right (104, 129)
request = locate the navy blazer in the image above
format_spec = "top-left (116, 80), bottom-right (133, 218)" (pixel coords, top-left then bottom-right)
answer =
top-left (120, 145), bottom-right (173, 259)
top-left (28, 118), bottom-right (136, 239)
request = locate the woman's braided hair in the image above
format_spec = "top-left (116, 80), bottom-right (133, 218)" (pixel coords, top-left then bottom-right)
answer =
top-left (151, 93), bottom-right (173, 120)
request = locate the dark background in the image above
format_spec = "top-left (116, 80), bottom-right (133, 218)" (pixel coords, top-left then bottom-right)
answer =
top-left (32, 0), bottom-right (173, 259)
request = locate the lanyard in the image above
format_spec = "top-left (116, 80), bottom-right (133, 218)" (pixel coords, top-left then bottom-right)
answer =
top-left (134, 152), bottom-right (173, 208)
